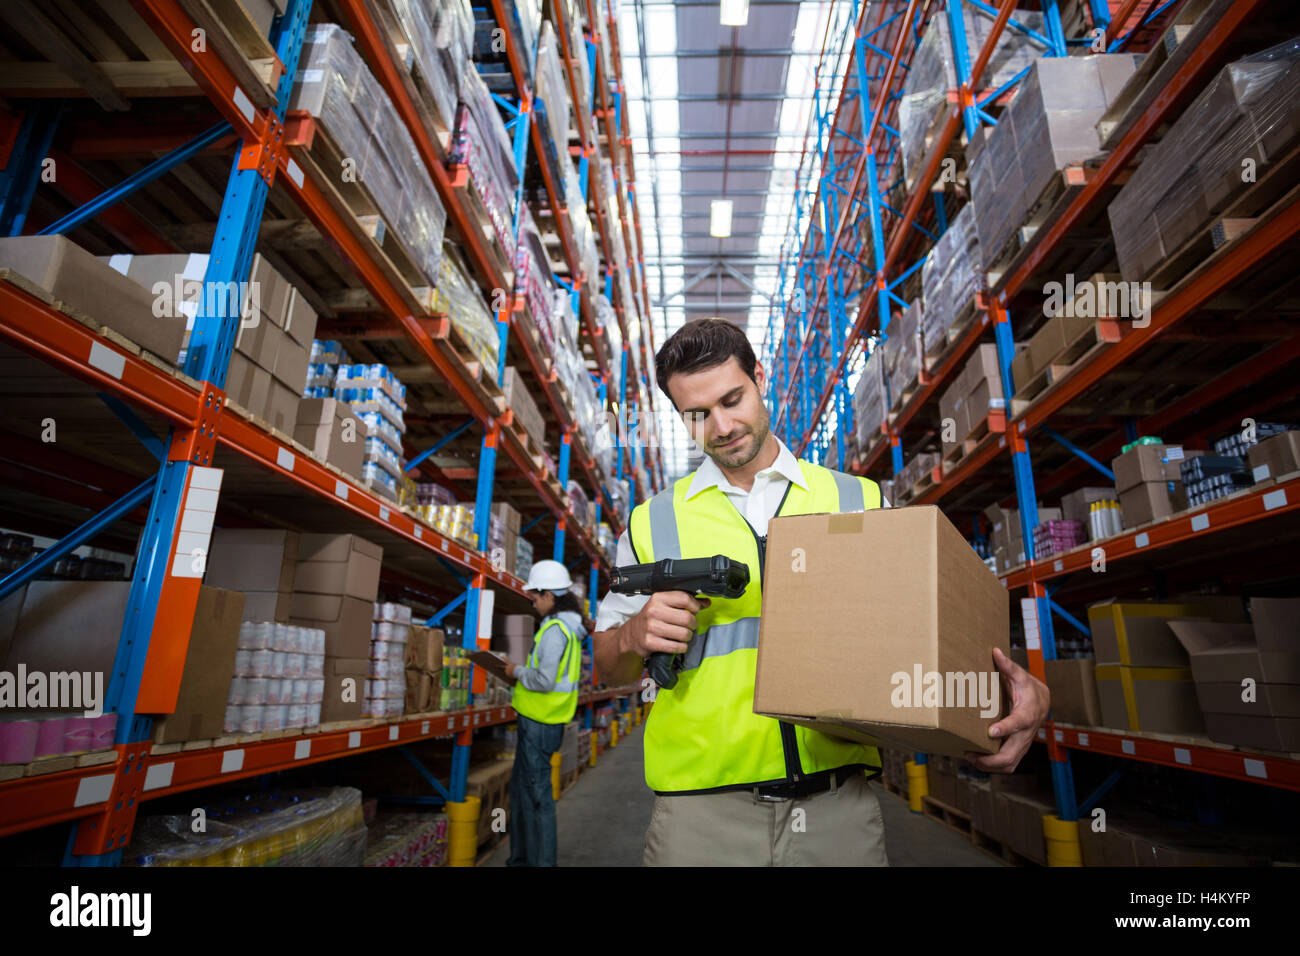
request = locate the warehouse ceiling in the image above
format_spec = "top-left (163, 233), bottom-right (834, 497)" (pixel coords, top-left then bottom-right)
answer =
top-left (620, 0), bottom-right (850, 478)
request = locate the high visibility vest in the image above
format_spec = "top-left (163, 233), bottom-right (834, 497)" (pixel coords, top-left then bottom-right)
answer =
top-left (512, 617), bottom-right (581, 725)
top-left (628, 458), bottom-right (883, 793)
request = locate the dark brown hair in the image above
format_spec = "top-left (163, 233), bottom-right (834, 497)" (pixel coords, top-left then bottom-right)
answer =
top-left (655, 318), bottom-right (756, 405)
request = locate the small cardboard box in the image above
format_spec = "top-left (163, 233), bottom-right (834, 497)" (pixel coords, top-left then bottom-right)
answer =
top-left (293, 533), bottom-right (383, 601)
top-left (1111, 443), bottom-right (1191, 492)
top-left (270, 323), bottom-right (310, 393)
top-left (283, 287), bottom-right (319, 348)
top-left (1247, 431), bottom-right (1300, 483)
top-left (264, 380), bottom-right (300, 434)
top-left (239, 590), bottom-right (292, 623)
top-left (1060, 486), bottom-right (1116, 527)
top-left (295, 398), bottom-right (365, 479)
top-left (1170, 619), bottom-right (1300, 686)
top-left (205, 529), bottom-right (299, 594)
top-left (226, 353), bottom-right (272, 415)
top-left (1095, 663), bottom-right (1204, 734)
top-left (153, 587), bottom-right (244, 743)
top-left (754, 506), bottom-right (1010, 757)
top-left (290, 593), bottom-right (374, 658)
top-left (1044, 658), bottom-right (1102, 726)
top-left (1027, 314), bottom-right (1070, 376)
top-left (1252, 597), bottom-right (1300, 651)
top-left (404, 625), bottom-right (445, 712)
top-left (320, 656), bottom-right (367, 722)
top-left (1118, 480), bottom-right (1181, 527)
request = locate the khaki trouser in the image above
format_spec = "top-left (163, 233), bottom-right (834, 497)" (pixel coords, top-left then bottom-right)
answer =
top-left (643, 772), bottom-right (889, 866)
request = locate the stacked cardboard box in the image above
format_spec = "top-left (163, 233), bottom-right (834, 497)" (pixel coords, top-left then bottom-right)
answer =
top-left (492, 502), bottom-right (522, 575)
top-left (205, 529), bottom-right (300, 623)
top-left (0, 236), bottom-right (183, 362)
top-left (938, 344), bottom-right (1004, 456)
top-left (983, 502), bottom-right (1062, 573)
top-left (883, 300), bottom-right (924, 406)
top-left (1089, 597), bottom-right (1246, 735)
top-left (1044, 658), bottom-right (1103, 726)
top-left (968, 54), bottom-right (1139, 269)
top-left (1109, 44), bottom-right (1300, 282)
top-left (1248, 430), bottom-right (1300, 484)
top-left (465, 759), bottom-right (514, 845)
top-left (1007, 308), bottom-right (1098, 399)
top-left (1111, 442), bottom-right (1202, 527)
top-left (919, 203), bottom-right (983, 352)
top-left (852, 347), bottom-right (888, 440)
top-left (1059, 485), bottom-right (1117, 541)
top-left (1171, 598), bottom-right (1300, 752)
top-left (516, 537), bottom-right (535, 582)
top-left (294, 398), bottom-right (365, 480)
top-left (503, 366), bottom-right (547, 451)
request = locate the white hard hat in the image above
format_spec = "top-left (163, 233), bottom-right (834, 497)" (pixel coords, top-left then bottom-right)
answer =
top-left (522, 559), bottom-right (573, 592)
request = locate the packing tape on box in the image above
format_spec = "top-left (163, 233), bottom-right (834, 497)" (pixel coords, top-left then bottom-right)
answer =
top-left (1093, 602), bottom-right (1222, 666)
top-left (826, 513), bottom-right (864, 534)
top-left (1094, 664), bottom-right (1192, 730)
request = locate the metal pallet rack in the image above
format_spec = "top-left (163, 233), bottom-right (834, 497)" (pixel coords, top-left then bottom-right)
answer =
top-left (763, 0), bottom-right (1300, 837)
top-left (0, 0), bottom-right (656, 862)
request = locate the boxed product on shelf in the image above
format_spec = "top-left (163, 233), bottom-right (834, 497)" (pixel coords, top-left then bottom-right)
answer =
top-left (515, 205), bottom-right (558, 354)
top-left (1111, 442), bottom-right (1201, 527)
top-left (365, 810), bottom-right (449, 867)
top-left (566, 480), bottom-right (592, 529)
top-left (290, 24), bottom-right (447, 286)
top-left (290, 534), bottom-right (384, 658)
top-left (492, 502), bottom-right (521, 574)
top-left (1181, 453), bottom-right (1252, 507)
top-left (1031, 519), bottom-right (1086, 559)
top-left (0, 713), bottom-right (117, 764)
top-left (1218, 421), bottom-right (1293, 459)
top-left (502, 366), bottom-right (547, 450)
top-left (852, 346), bottom-right (888, 440)
top-left (1247, 428), bottom-right (1300, 483)
top-left (534, 22), bottom-right (573, 186)
top-left (294, 397), bottom-right (365, 480)
top-left (1172, 600), bottom-right (1300, 752)
top-left (919, 205), bottom-right (983, 355)
top-left (405, 624), bottom-right (444, 713)
top-left (1108, 40), bottom-right (1300, 283)
top-left (1095, 661), bottom-right (1204, 735)
top-left (129, 787), bottom-right (366, 867)
top-left (0, 235), bottom-right (182, 364)
top-left (895, 450), bottom-right (941, 498)
top-left (896, 6), bottom-right (1047, 188)
top-left (1043, 658), bottom-right (1103, 727)
top-left (498, 613), bottom-right (536, 663)
top-left (439, 645), bottom-right (470, 711)
top-left (380, 0), bottom-right (473, 136)
top-left (451, 62), bottom-right (520, 261)
top-left (1007, 308), bottom-right (1099, 399)
top-left (968, 54), bottom-right (1140, 271)
top-left (225, 622), bottom-right (328, 734)
top-left (938, 343), bottom-right (1004, 453)
top-left (153, 587), bottom-right (245, 744)
top-left (205, 528), bottom-right (300, 623)
top-left (1059, 485), bottom-right (1116, 527)
top-left (516, 536), bottom-right (535, 582)
top-left (882, 300), bottom-right (924, 406)
top-left (1088, 597), bottom-right (1246, 668)
top-left (465, 759), bottom-right (513, 844)
top-left (320, 656), bottom-right (366, 722)
top-left (754, 506), bottom-right (1010, 756)
top-left (492, 0), bottom-right (541, 84)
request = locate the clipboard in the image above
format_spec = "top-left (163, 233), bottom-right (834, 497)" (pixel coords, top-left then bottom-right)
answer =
top-left (469, 650), bottom-right (516, 682)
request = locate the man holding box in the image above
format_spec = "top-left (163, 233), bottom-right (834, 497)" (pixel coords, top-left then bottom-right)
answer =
top-left (594, 319), bottom-right (1049, 866)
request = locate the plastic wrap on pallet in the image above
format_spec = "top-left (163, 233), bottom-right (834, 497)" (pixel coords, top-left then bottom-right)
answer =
top-left (560, 0), bottom-right (592, 122)
top-left (567, 480), bottom-right (591, 528)
top-left (919, 202), bottom-right (981, 352)
top-left (883, 299), bottom-right (924, 405)
top-left (535, 23), bottom-right (573, 191)
top-left (595, 293), bottom-right (622, 370)
top-left (968, 54), bottom-right (1140, 272)
top-left (384, 0), bottom-right (473, 130)
top-left (432, 246), bottom-right (500, 371)
top-left (852, 345), bottom-right (887, 441)
top-left (498, 0), bottom-right (542, 83)
top-left (335, 362), bottom-right (407, 410)
top-left (515, 205), bottom-right (557, 355)
top-left (451, 62), bottom-right (520, 262)
top-left (292, 25), bottom-right (446, 285)
top-left (1108, 40), bottom-right (1300, 283)
top-left (562, 157), bottom-right (597, 285)
top-left (897, 7), bottom-right (1046, 188)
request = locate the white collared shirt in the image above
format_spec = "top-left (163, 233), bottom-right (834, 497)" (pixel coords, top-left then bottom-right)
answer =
top-left (593, 438), bottom-right (887, 633)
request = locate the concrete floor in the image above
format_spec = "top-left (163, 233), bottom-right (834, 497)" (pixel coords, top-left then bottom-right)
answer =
top-left (487, 723), bottom-right (1000, 866)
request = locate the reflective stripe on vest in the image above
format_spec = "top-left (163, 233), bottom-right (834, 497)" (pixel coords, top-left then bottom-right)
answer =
top-left (511, 618), bottom-right (581, 725)
top-left (630, 457), bottom-right (883, 793)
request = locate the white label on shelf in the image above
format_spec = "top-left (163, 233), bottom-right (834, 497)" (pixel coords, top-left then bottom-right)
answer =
top-left (88, 342), bottom-right (126, 380)
top-left (73, 773), bottom-right (115, 808)
top-left (473, 713), bottom-right (481, 725)
top-left (107, 254), bottom-right (133, 274)
top-left (1243, 758), bottom-right (1267, 779)
top-left (221, 749), bottom-right (244, 774)
top-left (439, 540), bottom-right (447, 551)
top-left (379, 505), bottom-right (390, 521)
top-left (1263, 489), bottom-right (1287, 512)
top-left (231, 85), bottom-right (255, 124)
top-left (143, 762), bottom-right (174, 792)
top-left (389, 726), bottom-right (399, 741)
top-left (1121, 739), bottom-right (1135, 755)
top-left (276, 447), bottom-right (295, 471)
top-left (1254, 463), bottom-right (1272, 482)
top-left (179, 507), bottom-right (214, 535)
top-left (1036, 728), bottom-right (1046, 740)
top-left (999, 437), bottom-right (1006, 448)
top-left (1053, 559), bottom-right (1063, 572)
top-left (414, 525), bottom-right (422, 539)
top-left (1054, 730), bottom-right (1064, 743)
top-left (294, 740), bottom-right (311, 760)
top-left (1078, 733), bottom-right (1089, 747)
top-left (421, 721), bottom-right (430, 735)
top-left (1191, 513), bottom-right (1210, 532)
top-left (286, 158), bottom-right (304, 188)
top-left (1174, 748), bottom-right (1191, 765)
top-left (1017, 420), bottom-right (1026, 433)
top-left (348, 731), bottom-right (361, 749)
top-left (463, 716), bottom-right (469, 728)
top-left (185, 488), bottom-right (220, 513)
top-left (1134, 532), bottom-right (1149, 548)
top-left (334, 480), bottom-right (348, 500)
top-left (190, 466), bottom-right (222, 491)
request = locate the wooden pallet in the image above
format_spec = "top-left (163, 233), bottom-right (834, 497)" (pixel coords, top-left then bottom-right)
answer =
top-left (558, 767), bottom-right (580, 798)
top-left (985, 164), bottom-right (1092, 292)
top-left (970, 827), bottom-right (1037, 867)
top-left (897, 463), bottom-right (943, 504)
top-left (888, 373), bottom-right (921, 416)
top-left (922, 795), bottom-right (973, 837)
top-left (881, 778), bottom-right (908, 801)
top-left (941, 406), bottom-right (1007, 475)
top-left (1009, 318), bottom-right (1120, 418)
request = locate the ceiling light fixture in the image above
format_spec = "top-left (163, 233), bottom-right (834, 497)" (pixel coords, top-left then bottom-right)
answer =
top-left (710, 199), bottom-right (733, 237)
top-left (719, 0), bottom-right (749, 27)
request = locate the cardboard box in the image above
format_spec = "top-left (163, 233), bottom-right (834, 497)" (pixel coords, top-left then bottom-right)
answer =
top-left (239, 590), bottom-right (292, 623)
top-left (205, 529), bottom-right (299, 594)
top-left (264, 380), bottom-right (300, 434)
top-left (1118, 480), bottom-right (1181, 527)
top-left (1171, 619), bottom-right (1300, 686)
top-left (153, 587), bottom-right (245, 743)
top-left (1045, 658), bottom-right (1103, 726)
top-left (293, 533), bottom-right (383, 601)
top-left (226, 353), bottom-right (272, 415)
top-left (754, 506), bottom-right (1011, 757)
top-left (1095, 663), bottom-right (1204, 734)
top-left (1252, 597), bottom-right (1300, 651)
top-left (269, 323), bottom-right (310, 393)
top-left (0, 237), bottom-right (184, 362)
top-left (1111, 443), bottom-right (1192, 492)
top-left (1060, 486), bottom-right (1116, 527)
top-left (1009, 346), bottom-right (1035, 395)
top-left (248, 252), bottom-right (291, 327)
top-left (320, 656), bottom-right (367, 722)
top-left (294, 398), bottom-right (365, 478)
top-left (283, 287), bottom-right (319, 348)
top-left (290, 594), bottom-right (374, 658)
top-left (1027, 315), bottom-right (1070, 377)
top-left (1088, 598), bottom-right (1245, 668)
top-left (1, 582), bottom-right (132, 682)
top-left (1201, 713), bottom-right (1300, 752)
top-left (1248, 431), bottom-right (1300, 483)
top-left (502, 366), bottom-right (547, 450)
top-left (404, 625), bottom-right (445, 713)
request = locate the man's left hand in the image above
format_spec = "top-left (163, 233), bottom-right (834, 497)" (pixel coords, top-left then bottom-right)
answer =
top-left (964, 647), bottom-right (1050, 773)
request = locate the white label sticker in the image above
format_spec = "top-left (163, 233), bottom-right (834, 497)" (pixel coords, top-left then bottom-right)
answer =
top-left (1121, 739), bottom-right (1135, 755)
top-left (1053, 559), bottom-right (1063, 572)
top-left (1134, 532), bottom-right (1149, 548)
top-left (1165, 445), bottom-right (1184, 460)
top-left (1078, 733), bottom-right (1089, 747)
top-left (389, 726), bottom-right (399, 741)
top-left (88, 342), bottom-right (126, 379)
top-left (231, 85), bottom-right (255, 124)
top-left (221, 749), bottom-right (244, 773)
top-left (414, 526), bottom-right (422, 539)
top-left (276, 447), bottom-right (295, 471)
top-left (185, 488), bottom-right (220, 513)
top-left (335, 480), bottom-right (348, 499)
top-left (348, 731), bottom-right (361, 749)
top-left (1263, 489), bottom-right (1287, 511)
top-left (1054, 730), bottom-right (1064, 742)
top-left (1244, 758), bottom-right (1267, 779)
top-left (1190, 513), bottom-right (1210, 532)
top-left (143, 762), bottom-right (174, 792)
top-left (421, 721), bottom-right (430, 734)
top-left (73, 774), bottom-right (115, 808)
top-left (440, 540), bottom-right (448, 550)
top-left (286, 158), bottom-right (305, 188)
top-left (294, 739), bottom-right (311, 760)
top-left (1174, 748), bottom-right (1191, 765)
top-left (463, 716), bottom-right (469, 728)
top-left (1253, 463), bottom-right (1271, 482)
top-left (380, 506), bottom-right (390, 521)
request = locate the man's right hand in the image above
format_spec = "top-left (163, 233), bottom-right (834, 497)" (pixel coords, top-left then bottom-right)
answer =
top-left (618, 591), bottom-right (711, 659)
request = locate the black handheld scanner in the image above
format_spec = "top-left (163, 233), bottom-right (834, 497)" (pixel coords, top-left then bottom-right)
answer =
top-left (609, 555), bottom-right (750, 689)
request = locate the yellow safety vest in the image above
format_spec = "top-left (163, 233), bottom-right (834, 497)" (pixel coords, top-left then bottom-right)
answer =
top-left (512, 617), bottom-right (581, 725)
top-left (628, 458), bottom-right (883, 793)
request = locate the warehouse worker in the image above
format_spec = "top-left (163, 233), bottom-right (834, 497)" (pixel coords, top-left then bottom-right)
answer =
top-left (504, 559), bottom-right (586, 867)
top-left (594, 319), bottom-right (1051, 866)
